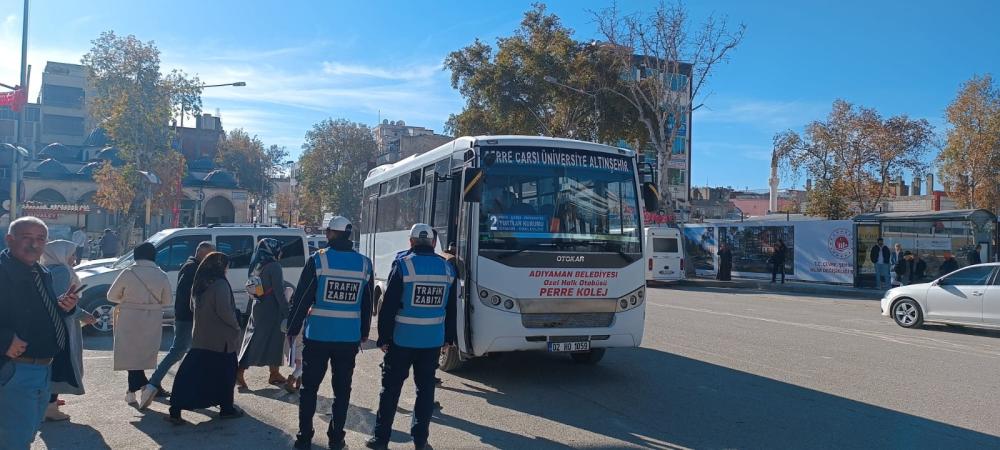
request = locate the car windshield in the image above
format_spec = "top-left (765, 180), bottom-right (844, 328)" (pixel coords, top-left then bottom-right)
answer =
top-left (110, 230), bottom-right (171, 270)
top-left (477, 146), bottom-right (640, 258)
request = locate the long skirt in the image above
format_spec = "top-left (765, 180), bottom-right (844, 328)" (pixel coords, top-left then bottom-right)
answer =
top-left (170, 349), bottom-right (237, 411)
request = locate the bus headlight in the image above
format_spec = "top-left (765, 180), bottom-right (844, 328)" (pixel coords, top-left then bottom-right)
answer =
top-left (480, 290), bottom-right (489, 299)
top-left (477, 285), bottom-right (519, 312)
top-left (620, 299), bottom-right (629, 309)
top-left (630, 295), bottom-right (637, 305)
top-left (503, 299), bottom-right (514, 309)
top-left (491, 295), bottom-right (501, 306)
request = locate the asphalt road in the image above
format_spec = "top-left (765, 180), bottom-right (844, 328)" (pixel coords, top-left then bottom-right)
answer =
top-left (32, 286), bottom-right (1000, 449)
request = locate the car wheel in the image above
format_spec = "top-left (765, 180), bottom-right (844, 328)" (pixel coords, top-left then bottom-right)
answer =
top-left (892, 298), bottom-right (923, 328)
top-left (87, 301), bottom-right (116, 335)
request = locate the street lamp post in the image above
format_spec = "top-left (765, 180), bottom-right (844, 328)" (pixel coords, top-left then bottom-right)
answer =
top-left (138, 171), bottom-right (160, 239)
top-left (542, 75), bottom-right (600, 143)
top-left (179, 81), bottom-right (246, 127)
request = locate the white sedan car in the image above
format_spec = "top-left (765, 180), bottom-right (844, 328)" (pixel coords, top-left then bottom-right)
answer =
top-left (881, 263), bottom-right (1000, 329)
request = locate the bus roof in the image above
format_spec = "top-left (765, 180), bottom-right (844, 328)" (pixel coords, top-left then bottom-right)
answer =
top-left (364, 135), bottom-right (633, 187)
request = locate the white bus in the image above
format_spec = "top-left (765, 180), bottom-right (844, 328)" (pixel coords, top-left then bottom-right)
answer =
top-left (359, 136), bottom-right (655, 369)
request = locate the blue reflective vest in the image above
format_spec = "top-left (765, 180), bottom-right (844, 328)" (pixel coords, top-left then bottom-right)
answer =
top-left (304, 248), bottom-right (371, 343)
top-left (393, 253), bottom-right (455, 349)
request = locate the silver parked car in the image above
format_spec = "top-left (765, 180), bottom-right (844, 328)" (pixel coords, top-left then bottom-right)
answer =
top-left (881, 263), bottom-right (1000, 330)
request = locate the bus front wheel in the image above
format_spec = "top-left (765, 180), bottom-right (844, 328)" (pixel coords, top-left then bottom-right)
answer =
top-left (570, 348), bottom-right (606, 364)
top-left (439, 345), bottom-right (464, 372)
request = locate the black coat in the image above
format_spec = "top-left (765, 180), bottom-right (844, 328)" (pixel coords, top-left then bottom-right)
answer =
top-left (869, 245), bottom-right (890, 264)
top-left (0, 250), bottom-right (80, 389)
top-left (939, 258), bottom-right (959, 277)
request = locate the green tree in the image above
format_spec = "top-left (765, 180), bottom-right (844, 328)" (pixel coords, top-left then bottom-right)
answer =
top-left (83, 31), bottom-right (198, 245)
top-left (297, 119), bottom-right (377, 224)
top-left (593, 1), bottom-right (746, 204)
top-left (775, 100), bottom-right (933, 218)
top-left (215, 129), bottom-right (288, 221)
top-left (937, 74), bottom-right (1000, 213)
top-left (445, 4), bottom-right (639, 143)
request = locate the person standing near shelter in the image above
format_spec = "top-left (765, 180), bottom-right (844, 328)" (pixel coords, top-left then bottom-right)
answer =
top-left (108, 243), bottom-right (172, 408)
top-left (895, 251), bottom-right (915, 286)
top-left (939, 251), bottom-right (959, 277)
top-left (71, 227), bottom-right (87, 262)
top-left (890, 243), bottom-right (904, 286)
top-left (141, 241), bottom-right (215, 405)
top-left (769, 240), bottom-right (787, 284)
top-left (367, 224), bottom-right (457, 450)
top-left (870, 238), bottom-right (892, 290)
top-left (286, 216), bottom-right (374, 450)
top-left (99, 229), bottom-right (120, 259)
top-left (237, 239), bottom-right (290, 388)
top-left (40, 240), bottom-right (96, 422)
top-left (0, 217), bottom-right (81, 449)
top-left (717, 243), bottom-right (733, 281)
top-left (968, 244), bottom-right (983, 265)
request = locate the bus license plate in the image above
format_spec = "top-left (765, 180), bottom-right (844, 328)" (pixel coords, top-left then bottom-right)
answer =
top-left (548, 341), bottom-right (590, 352)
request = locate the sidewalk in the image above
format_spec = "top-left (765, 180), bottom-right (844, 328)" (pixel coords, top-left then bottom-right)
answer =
top-left (667, 276), bottom-right (885, 300)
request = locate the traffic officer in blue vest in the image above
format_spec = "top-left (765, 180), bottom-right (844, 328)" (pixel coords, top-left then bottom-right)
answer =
top-left (287, 216), bottom-right (374, 450)
top-left (366, 223), bottom-right (457, 450)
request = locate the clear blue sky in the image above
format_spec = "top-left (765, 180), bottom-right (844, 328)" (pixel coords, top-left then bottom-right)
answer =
top-left (1, 0), bottom-right (997, 190)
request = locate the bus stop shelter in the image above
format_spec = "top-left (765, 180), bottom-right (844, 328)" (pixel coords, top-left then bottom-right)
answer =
top-left (852, 209), bottom-right (997, 288)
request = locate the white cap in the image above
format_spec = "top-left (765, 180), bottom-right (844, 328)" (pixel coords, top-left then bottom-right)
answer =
top-left (326, 216), bottom-right (352, 232)
top-left (409, 223), bottom-right (434, 239)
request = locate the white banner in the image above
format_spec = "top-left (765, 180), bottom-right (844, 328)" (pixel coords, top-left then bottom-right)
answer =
top-left (792, 220), bottom-right (855, 283)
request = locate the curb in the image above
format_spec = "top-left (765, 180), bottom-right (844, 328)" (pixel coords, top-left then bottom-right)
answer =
top-left (665, 277), bottom-right (884, 300)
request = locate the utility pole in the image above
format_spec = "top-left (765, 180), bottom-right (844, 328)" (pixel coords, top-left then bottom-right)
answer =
top-left (11, 0), bottom-right (29, 220)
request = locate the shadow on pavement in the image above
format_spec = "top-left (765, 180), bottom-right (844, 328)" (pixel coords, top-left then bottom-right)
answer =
top-left (38, 421), bottom-right (111, 450)
top-left (127, 406), bottom-right (292, 449)
top-left (657, 283), bottom-right (882, 302)
top-left (921, 323), bottom-right (1000, 339)
top-left (83, 328), bottom-right (178, 352)
top-left (444, 348), bottom-right (1000, 449)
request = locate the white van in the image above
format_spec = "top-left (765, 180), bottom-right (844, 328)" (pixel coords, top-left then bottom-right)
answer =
top-left (76, 225), bottom-right (308, 334)
top-left (645, 226), bottom-right (685, 283)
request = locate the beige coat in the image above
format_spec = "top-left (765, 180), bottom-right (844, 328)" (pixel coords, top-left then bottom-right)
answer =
top-left (109, 259), bottom-right (172, 371)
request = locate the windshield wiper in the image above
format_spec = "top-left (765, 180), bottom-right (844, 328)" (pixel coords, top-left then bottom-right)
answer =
top-left (496, 242), bottom-right (556, 260)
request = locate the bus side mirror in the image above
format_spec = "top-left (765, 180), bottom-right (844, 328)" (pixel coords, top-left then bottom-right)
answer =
top-left (642, 182), bottom-right (660, 212)
top-left (463, 167), bottom-right (484, 203)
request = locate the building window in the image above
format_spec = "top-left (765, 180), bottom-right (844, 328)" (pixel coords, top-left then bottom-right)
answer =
top-left (41, 85), bottom-right (85, 109)
top-left (43, 114), bottom-right (84, 136)
top-left (672, 136), bottom-right (686, 155)
top-left (667, 168), bottom-right (686, 186)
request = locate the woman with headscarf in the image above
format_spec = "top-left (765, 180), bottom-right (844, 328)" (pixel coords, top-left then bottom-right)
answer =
top-left (40, 240), bottom-right (96, 421)
top-left (108, 242), bottom-right (172, 407)
top-left (236, 238), bottom-right (289, 388)
top-left (167, 252), bottom-right (244, 424)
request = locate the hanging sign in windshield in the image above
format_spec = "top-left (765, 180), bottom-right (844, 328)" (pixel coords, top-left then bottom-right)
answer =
top-left (488, 214), bottom-right (549, 233)
top-left (486, 148), bottom-right (631, 173)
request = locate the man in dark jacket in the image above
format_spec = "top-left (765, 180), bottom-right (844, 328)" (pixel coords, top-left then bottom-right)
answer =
top-left (968, 244), bottom-right (983, 265)
top-left (367, 224), bottom-right (457, 450)
top-left (99, 228), bottom-right (120, 258)
top-left (895, 251), bottom-right (915, 285)
top-left (939, 251), bottom-right (959, 277)
top-left (869, 238), bottom-right (892, 290)
top-left (0, 217), bottom-right (80, 448)
top-left (143, 241), bottom-right (215, 404)
top-left (769, 240), bottom-right (787, 284)
top-left (287, 216), bottom-right (373, 450)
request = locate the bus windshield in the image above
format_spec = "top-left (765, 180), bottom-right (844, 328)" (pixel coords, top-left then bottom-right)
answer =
top-left (478, 146), bottom-right (641, 258)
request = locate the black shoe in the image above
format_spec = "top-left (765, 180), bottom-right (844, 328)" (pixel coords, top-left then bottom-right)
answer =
top-left (365, 437), bottom-right (388, 450)
top-left (156, 386), bottom-right (170, 398)
top-left (294, 434), bottom-right (312, 449)
top-left (415, 443), bottom-right (430, 450)
top-left (219, 405), bottom-right (245, 419)
top-left (329, 438), bottom-right (346, 450)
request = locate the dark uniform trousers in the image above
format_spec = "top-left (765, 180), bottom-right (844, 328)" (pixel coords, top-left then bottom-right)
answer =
top-left (372, 345), bottom-right (440, 445)
top-left (298, 339), bottom-right (360, 441)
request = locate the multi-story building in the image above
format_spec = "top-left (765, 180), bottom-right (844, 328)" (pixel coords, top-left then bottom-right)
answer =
top-left (38, 62), bottom-right (94, 152)
top-left (374, 119), bottom-right (450, 164)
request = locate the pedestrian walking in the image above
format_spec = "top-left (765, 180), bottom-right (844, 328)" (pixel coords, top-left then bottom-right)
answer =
top-left (939, 251), bottom-right (959, 277)
top-left (71, 227), bottom-right (87, 262)
top-left (107, 243), bottom-right (172, 407)
top-left (237, 238), bottom-right (290, 389)
top-left (968, 244), bottom-right (983, 265)
top-left (869, 238), bottom-right (892, 290)
top-left (167, 252), bottom-right (245, 424)
top-left (287, 216), bottom-right (374, 450)
top-left (769, 240), bottom-right (787, 284)
top-left (367, 224), bottom-right (457, 450)
top-left (0, 217), bottom-right (81, 449)
top-left (141, 241), bottom-right (215, 406)
top-left (40, 240), bottom-right (96, 422)
top-left (99, 229), bottom-right (120, 259)
top-left (716, 243), bottom-right (732, 281)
